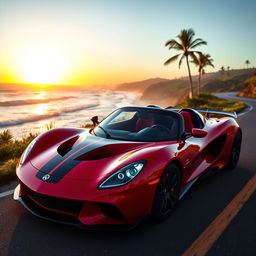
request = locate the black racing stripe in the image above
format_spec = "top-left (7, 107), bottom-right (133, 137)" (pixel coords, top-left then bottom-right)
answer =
top-left (39, 155), bottom-right (63, 173)
top-left (36, 137), bottom-right (95, 180)
top-left (44, 140), bottom-right (104, 183)
top-left (36, 154), bottom-right (64, 181)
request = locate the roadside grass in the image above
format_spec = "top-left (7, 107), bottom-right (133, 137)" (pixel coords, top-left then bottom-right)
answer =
top-left (0, 158), bottom-right (19, 186)
top-left (0, 125), bottom-right (93, 186)
top-left (80, 123), bottom-right (94, 129)
top-left (177, 93), bottom-right (247, 113)
top-left (0, 93), bottom-right (248, 186)
top-left (0, 130), bottom-right (37, 186)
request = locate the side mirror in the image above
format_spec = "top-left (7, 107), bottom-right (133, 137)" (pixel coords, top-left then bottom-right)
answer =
top-left (191, 128), bottom-right (208, 138)
top-left (91, 116), bottom-right (99, 127)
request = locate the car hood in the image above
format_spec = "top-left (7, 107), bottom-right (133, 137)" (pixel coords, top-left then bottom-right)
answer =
top-left (30, 133), bottom-right (158, 183)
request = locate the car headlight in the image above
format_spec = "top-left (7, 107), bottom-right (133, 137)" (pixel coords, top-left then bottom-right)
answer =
top-left (19, 138), bottom-right (37, 165)
top-left (99, 161), bottom-right (146, 189)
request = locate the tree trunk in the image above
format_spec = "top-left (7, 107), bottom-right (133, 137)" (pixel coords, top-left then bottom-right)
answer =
top-left (198, 71), bottom-right (201, 95)
top-left (186, 56), bottom-right (194, 98)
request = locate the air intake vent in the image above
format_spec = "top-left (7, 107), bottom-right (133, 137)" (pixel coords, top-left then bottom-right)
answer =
top-left (57, 136), bottom-right (79, 156)
top-left (100, 203), bottom-right (125, 220)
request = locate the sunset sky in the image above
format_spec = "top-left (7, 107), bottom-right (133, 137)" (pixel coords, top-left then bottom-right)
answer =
top-left (0, 0), bottom-right (255, 86)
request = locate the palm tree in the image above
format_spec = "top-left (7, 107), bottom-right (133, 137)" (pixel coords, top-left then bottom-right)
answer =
top-left (227, 66), bottom-right (230, 76)
top-left (220, 66), bottom-right (225, 78)
top-left (191, 53), bottom-right (214, 94)
top-left (164, 28), bottom-right (207, 98)
top-left (245, 60), bottom-right (250, 69)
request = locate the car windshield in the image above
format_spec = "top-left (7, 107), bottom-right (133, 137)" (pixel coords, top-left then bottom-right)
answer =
top-left (92, 107), bottom-right (181, 142)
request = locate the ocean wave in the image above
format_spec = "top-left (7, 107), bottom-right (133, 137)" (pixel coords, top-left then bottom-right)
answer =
top-left (0, 96), bottom-right (76, 106)
top-left (0, 103), bottom-right (99, 128)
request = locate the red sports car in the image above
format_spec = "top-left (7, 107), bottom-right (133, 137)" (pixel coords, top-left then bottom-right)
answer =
top-left (14, 106), bottom-right (241, 228)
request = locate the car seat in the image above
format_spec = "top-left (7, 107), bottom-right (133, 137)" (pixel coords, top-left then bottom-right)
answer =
top-left (180, 111), bottom-right (194, 133)
top-left (135, 114), bottom-right (154, 132)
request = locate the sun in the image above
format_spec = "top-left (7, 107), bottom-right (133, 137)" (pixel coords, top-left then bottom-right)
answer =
top-left (18, 43), bottom-right (69, 85)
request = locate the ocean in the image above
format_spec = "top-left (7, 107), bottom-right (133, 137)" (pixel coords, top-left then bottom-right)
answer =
top-left (0, 86), bottom-right (137, 138)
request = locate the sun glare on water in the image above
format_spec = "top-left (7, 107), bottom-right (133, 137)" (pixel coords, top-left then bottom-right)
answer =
top-left (33, 103), bottom-right (48, 115)
top-left (35, 90), bottom-right (47, 99)
top-left (18, 43), bottom-right (69, 85)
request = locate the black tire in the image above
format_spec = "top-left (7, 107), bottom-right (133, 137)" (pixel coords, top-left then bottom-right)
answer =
top-left (226, 130), bottom-right (242, 169)
top-left (152, 163), bottom-right (181, 222)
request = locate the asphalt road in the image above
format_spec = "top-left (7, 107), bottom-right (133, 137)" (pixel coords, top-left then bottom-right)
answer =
top-left (1, 92), bottom-right (256, 256)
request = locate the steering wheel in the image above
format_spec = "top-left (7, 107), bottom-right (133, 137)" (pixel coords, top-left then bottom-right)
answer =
top-left (151, 124), bottom-right (172, 136)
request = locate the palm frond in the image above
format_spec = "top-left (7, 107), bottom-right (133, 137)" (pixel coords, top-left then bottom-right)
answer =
top-left (164, 54), bottom-right (180, 65)
top-left (178, 55), bottom-right (185, 68)
top-left (165, 39), bottom-right (177, 47)
top-left (200, 53), bottom-right (214, 69)
top-left (178, 28), bottom-right (195, 47)
top-left (193, 51), bottom-right (203, 54)
top-left (190, 38), bottom-right (202, 46)
top-left (190, 52), bottom-right (200, 66)
top-left (190, 38), bottom-right (206, 48)
top-left (165, 40), bottom-right (183, 50)
top-left (170, 43), bottom-right (183, 50)
top-left (207, 62), bottom-right (215, 68)
top-left (190, 40), bottom-right (207, 49)
top-left (187, 28), bottom-right (195, 44)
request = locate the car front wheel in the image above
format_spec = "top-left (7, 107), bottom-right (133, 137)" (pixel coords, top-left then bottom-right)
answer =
top-left (152, 163), bottom-right (181, 222)
top-left (226, 130), bottom-right (242, 169)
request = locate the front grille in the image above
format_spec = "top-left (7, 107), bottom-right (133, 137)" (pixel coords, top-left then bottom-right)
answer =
top-left (21, 196), bottom-right (81, 224)
top-left (22, 185), bottom-right (84, 215)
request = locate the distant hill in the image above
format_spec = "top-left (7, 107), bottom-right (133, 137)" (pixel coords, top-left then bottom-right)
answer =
top-left (115, 78), bottom-right (170, 93)
top-left (113, 69), bottom-right (256, 107)
top-left (237, 75), bottom-right (256, 98)
top-left (140, 79), bottom-right (189, 107)
top-left (202, 71), bottom-right (255, 93)
top-left (140, 69), bottom-right (255, 106)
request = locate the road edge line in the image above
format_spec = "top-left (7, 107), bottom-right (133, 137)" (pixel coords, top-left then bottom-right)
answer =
top-left (238, 102), bottom-right (253, 116)
top-left (0, 189), bottom-right (15, 199)
top-left (181, 174), bottom-right (256, 256)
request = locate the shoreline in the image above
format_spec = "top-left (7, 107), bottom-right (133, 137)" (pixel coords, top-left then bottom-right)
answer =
top-left (0, 89), bottom-right (138, 139)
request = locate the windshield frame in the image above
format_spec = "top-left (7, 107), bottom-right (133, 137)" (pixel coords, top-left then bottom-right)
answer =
top-left (92, 106), bottom-right (184, 142)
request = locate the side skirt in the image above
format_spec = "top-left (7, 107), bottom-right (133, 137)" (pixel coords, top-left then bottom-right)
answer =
top-left (179, 177), bottom-right (200, 200)
top-left (179, 167), bottom-right (220, 200)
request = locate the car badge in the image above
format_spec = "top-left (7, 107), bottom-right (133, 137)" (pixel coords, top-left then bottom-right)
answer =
top-left (42, 174), bottom-right (50, 181)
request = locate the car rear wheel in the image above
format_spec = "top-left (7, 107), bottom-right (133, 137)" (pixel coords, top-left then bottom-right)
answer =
top-left (226, 130), bottom-right (242, 169)
top-left (152, 163), bottom-right (181, 222)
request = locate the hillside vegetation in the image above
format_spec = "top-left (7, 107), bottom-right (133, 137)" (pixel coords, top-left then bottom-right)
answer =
top-left (178, 93), bottom-right (247, 112)
top-left (115, 69), bottom-right (254, 107)
top-left (238, 75), bottom-right (256, 98)
top-left (0, 131), bottom-right (37, 185)
top-left (114, 69), bottom-right (255, 106)
top-left (143, 70), bottom-right (254, 107)
top-left (202, 72), bottom-right (254, 93)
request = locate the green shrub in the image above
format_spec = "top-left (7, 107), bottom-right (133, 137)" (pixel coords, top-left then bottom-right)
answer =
top-left (80, 123), bottom-right (94, 129)
top-left (0, 132), bottom-right (38, 185)
top-left (0, 158), bottom-right (18, 185)
top-left (178, 93), bottom-right (247, 113)
top-left (0, 130), bottom-right (13, 144)
top-left (0, 132), bottom-right (37, 162)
